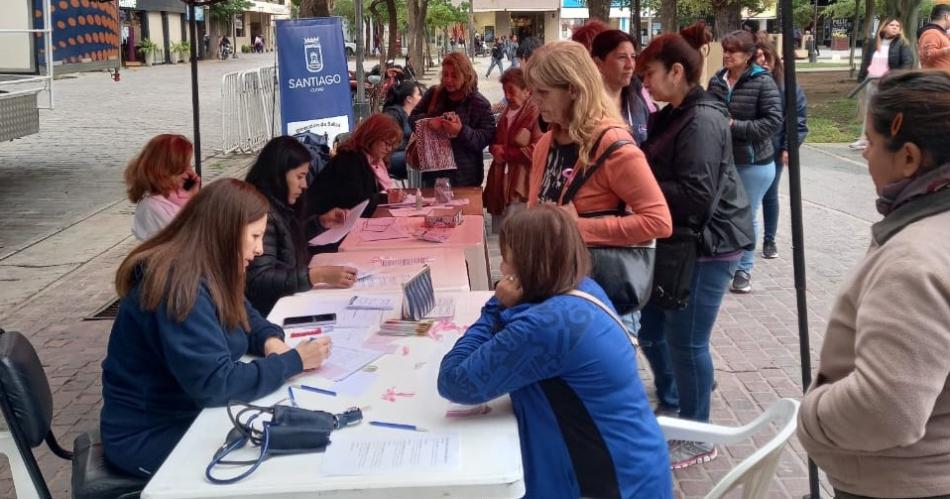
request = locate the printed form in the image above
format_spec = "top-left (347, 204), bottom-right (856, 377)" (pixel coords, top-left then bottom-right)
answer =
top-left (321, 432), bottom-right (460, 475)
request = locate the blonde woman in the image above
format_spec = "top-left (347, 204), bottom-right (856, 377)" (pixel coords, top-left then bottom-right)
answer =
top-left (524, 40), bottom-right (671, 333)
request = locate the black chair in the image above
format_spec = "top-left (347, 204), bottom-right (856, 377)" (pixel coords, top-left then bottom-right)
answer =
top-left (0, 328), bottom-right (146, 499)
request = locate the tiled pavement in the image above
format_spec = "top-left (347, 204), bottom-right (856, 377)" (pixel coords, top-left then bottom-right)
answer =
top-left (0, 52), bottom-right (879, 497)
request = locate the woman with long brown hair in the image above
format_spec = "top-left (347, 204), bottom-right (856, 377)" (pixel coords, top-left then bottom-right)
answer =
top-left (100, 179), bottom-right (330, 479)
top-left (408, 52), bottom-right (496, 187)
top-left (124, 134), bottom-right (201, 241)
top-left (307, 113), bottom-right (404, 221)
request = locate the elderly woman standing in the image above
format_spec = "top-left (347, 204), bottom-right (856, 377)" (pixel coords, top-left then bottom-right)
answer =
top-left (409, 52), bottom-right (496, 187)
top-left (484, 68), bottom-right (543, 232)
top-left (799, 71), bottom-right (950, 499)
top-left (707, 30), bottom-right (782, 294)
top-left (525, 41), bottom-right (672, 333)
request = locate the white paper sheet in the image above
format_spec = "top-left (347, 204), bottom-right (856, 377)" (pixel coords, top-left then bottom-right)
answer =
top-left (318, 345), bottom-right (385, 382)
top-left (425, 296), bottom-right (456, 319)
top-left (337, 309), bottom-right (384, 329)
top-left (332, 371), bottom-right (378, 397)
top-left (308, 199), bottom-right (370, 246)
top-left (321, 433), bottom-right (460, 475)
top-left (348, 296), bottom-right (395, 310)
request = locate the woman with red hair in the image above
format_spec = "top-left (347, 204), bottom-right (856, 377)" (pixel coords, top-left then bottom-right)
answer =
top-left (306, 113), bottom-right (403, 219)
top-left (124, 134), bottom-right (200, 241)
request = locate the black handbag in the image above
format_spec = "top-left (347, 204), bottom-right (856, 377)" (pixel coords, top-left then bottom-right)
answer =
top-left (561, 139), bottom-right (655, 315)
top-left (650, 164), bottom-right (727, 310)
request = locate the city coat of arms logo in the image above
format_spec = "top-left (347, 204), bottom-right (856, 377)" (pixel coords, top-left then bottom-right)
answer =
top-left (304, 37), bottom-right (324, 73)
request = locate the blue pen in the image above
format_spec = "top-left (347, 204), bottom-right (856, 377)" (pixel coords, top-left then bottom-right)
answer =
top-left (295, 384), bottom-right (337, 397)
top-left (369, 420), bottom-right (428, 432)
top-left (287, 386), bottom-right (298, 407)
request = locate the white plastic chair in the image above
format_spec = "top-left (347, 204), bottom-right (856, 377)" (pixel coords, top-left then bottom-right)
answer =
top-left (657, 398), bottom-right (801, 499)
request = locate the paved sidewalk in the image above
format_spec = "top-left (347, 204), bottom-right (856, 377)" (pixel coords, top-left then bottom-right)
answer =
top-left (0, 55), bottom-right (878, 498)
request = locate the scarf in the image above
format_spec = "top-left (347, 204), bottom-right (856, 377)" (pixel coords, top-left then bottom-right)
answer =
top-left (876, 162), bottom-right (950, 215)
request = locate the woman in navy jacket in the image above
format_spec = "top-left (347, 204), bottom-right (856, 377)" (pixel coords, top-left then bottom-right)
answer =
top-left (438, 205), bottom-right (672, 499)
top-left (100, 179), bottom-right (331, 479)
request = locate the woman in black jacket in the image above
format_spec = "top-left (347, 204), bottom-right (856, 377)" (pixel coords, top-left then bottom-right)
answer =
top-left (637, 22), bottom-right (754, 469)
top-left (852, 18), bottom-right (912, 150)
top-left (409, 52), bottom-right (496, 187)
top-left (307, 113), bottom-right (404, 225)
top-left (708, 30), bottom-right (782, 294)
top-left (245, 136), bottom-right (356, 316)
top-left (382, 81), bottom-right (424, 180)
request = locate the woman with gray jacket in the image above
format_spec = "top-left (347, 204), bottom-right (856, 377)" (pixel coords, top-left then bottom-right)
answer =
top-left (708, 30), bottom-right (782, 294)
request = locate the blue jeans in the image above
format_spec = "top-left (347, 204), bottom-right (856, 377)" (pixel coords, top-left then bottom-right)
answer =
top-left (486, 57), bottom-right (504, 77)
top-left (762, 156), bottom-right (783, 242)
top-left (639, 259), bottom-right (737, 422)
top-left (621, 310), bottom-right (641, 337)
top-left (736, 162), bottom-right (776, 273)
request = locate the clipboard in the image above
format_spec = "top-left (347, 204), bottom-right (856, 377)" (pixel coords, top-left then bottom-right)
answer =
top-left (401, 265), bottom-right (435, 320)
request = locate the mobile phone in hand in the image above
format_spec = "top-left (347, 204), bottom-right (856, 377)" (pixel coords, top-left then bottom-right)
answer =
top-left (183, 176), bottom-right (197, 191)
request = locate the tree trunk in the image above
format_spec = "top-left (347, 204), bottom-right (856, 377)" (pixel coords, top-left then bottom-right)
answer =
top-left (895, 0), bottom-right (923, 64)
top-left (587, 0), bottom-right (611, 22)
top-left (299, 0), bottom-right (332, 18)
top-left (712, 1), bottom-right (741, 39)
top-left (407, 0), bottom-right (428, 77)
top-left (630, 0), bottom-right (641, 47)
top-left (659, 0), bottom-right (677, 33)
top-left (426, 27), bottom-right (434, 68)
top-left (385, 0), bottom-right (397, 58)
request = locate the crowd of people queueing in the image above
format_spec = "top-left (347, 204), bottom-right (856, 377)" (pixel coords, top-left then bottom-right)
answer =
top-left (97, 16), bottom-right (950, 499)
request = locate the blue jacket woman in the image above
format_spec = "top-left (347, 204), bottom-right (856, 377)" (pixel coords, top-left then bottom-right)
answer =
top-left (438, 206), bottom-right (672, 499)
top-left (100, 179), bottom-right (331, 478)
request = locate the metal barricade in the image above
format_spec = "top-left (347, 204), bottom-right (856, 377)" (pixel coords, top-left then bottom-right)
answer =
top-left (258, 65), bottom-right (281, 137)
top-left (221, 71), bottom-right (245, 154)
top-left (240, 70), bottom-right (269, 152)
top-left (222, 66), bottom-right (282, 154)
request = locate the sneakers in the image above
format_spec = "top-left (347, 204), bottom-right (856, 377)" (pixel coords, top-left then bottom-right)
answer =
top-left (668, 440), bottom-right (718, 469)
top-left (849, 138), bottom-right (868, 150)
top-left (762, 239), bottom-right (778, 259)
top-left (654, 404), bottom-right (679, 418)
top-left (730, 270), bottom-right (752, 294)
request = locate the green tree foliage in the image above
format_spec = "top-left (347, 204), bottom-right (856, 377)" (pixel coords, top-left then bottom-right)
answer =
top-left (209, 0), bottom-right (252, 24)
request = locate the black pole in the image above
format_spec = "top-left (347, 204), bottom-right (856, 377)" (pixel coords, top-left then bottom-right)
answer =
top-left (188, 4), bottom-right (202, 177)
top-left (779, 0), bottom-right (820, 497)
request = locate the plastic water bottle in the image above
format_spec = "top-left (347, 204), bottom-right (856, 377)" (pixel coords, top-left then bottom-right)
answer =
top-left (434, 177), bottom-right (454, 204)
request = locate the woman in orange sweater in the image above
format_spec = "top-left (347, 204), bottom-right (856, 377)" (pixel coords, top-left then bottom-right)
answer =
top-left (525, 40), bottom-right (672, 334)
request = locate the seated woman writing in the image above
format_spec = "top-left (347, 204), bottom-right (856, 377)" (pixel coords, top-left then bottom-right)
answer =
top-left (100, 179), bottom-right (331, 479)
top-left (307, 113), bottom-right (404, 223)
top-left (438, 205), bottom-right (673, 499)
top-left (245, 136), bottom-right (356, 316)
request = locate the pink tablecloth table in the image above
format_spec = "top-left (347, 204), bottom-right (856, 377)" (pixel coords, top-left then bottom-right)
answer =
top-left (308, 247), bottom-right (470, 293)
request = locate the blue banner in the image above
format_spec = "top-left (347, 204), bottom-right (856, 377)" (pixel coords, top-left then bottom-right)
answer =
top-left (276, 17), bottom-right (353, 144)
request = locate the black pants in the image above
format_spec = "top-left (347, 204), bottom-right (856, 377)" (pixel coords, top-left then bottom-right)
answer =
top-left (835, 490), bottom-right (950, 499)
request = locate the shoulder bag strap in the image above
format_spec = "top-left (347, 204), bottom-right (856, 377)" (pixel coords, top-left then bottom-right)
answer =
top-left (566, 290), bottom-right (638, 346)
top-left (700, 162), bottom-right (728, 231)
top-left (560, 138), bottom-right (633, 205)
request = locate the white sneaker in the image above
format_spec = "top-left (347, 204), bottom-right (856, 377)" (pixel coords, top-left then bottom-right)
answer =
top-left (848, 138), bottom-right (868, 150)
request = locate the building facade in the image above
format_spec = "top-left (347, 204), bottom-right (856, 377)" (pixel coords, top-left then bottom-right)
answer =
top-left (471, 0), bottom-right (560, 44)
top-left (118, 0), bottom-right (194, 64)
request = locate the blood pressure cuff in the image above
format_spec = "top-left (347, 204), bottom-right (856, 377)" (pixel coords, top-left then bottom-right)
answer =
top-left (266, 405), bottom-right (335, 455)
